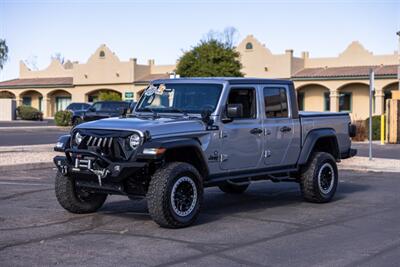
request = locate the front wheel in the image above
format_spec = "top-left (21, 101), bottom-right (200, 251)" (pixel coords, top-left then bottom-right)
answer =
top-left (300, 152), bottom-right (338, 203)
top-left (55, 171), bottom-right (107, 213)
top-left (147, 162), bottom-right (203, 228)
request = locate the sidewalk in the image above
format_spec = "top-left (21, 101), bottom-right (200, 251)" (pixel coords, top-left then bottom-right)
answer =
top-left (0, 119), bottom-right (55, 128)
top-left (0, 144), bottom-right (58, 170)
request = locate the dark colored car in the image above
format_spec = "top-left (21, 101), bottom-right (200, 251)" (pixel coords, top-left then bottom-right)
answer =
top-left (83, 101), bottom-right (131, 122)
top-left (66, 102), bottom-right (91, 126)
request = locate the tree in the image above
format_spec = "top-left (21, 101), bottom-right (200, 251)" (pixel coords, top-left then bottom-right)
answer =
top-left (98, 91), bottom-right (122, 101)
top-left (0, 39), bottom-right (8, 70)
top-left (51, 53), bottom-right (65, 64)
top-left (176, 37), bottom-right (243, 77)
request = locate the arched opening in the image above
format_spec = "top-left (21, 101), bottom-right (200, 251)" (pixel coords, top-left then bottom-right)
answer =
top-left (296, 84), bottom-right (330, 112)
top-left (19, 90), bottom-right (44, 112)
top-left (47, 89), bottom-right (72, 116)
top-left (0, 90), bottom-right (16, 99)
top-left (86, 89), bottom-right (122, 102)
top-left (383, 82), bottom-right (399, 111)
top-left (337, 82), bottom-right (369, 119)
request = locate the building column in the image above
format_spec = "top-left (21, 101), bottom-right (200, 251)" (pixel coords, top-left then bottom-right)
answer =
top-left (15, 95), bottom-right (22, 107)
top-left (44, 97), bottom-right (51, 118)
top-left (330, 89), bottom-right (339, 112)
top-left (374, 89), bottom-right (385, 115)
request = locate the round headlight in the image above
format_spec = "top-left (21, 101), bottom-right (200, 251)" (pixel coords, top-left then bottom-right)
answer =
top-left (75, 132), bottom-right (83, 145)
top-left (129, 133), bottom-right (141, 149)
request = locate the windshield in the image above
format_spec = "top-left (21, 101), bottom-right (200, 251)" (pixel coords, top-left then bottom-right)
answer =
top-left (136, 83), bottom-right (223, 114)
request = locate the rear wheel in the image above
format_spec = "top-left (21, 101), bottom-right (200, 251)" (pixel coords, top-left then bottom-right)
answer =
top-left (55, 171), bottom-right (107, 213)
top-left (147, 162), bottom-right (203, 228)
top-left (218, 180), bottom-right (249, 194)
top-left (300, 152), bottom-right (338, 203)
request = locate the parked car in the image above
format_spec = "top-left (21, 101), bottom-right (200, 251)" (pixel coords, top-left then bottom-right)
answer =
top-left (54, 78), bottom-right (357, 228)
top-left (82, 101), bottom-right (131, 123)
top-left (65, 102), bottom-right (91, 126)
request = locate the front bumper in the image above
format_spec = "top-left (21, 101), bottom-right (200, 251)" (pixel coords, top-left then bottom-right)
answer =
top-left (54, 148), bottom-right (147, 183)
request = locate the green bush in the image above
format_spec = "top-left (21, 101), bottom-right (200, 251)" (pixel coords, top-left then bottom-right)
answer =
top-left (16, 105), bottom-right (43, 121)
top-left (98, 91), bottom-right (121, 101)
top-left (54, 110), bottom-right (72, 126)
top-left (366, 115), bottom-right (382, 140)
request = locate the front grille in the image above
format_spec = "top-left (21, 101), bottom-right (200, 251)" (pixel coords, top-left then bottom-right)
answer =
top-left (72, 129), bottom-right (138, 161)
top-left (86, 136), bottom-right (114, 149)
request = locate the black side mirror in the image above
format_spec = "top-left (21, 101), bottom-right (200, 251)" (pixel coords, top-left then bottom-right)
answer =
top-left (226, 104), bottom-right (243, 119)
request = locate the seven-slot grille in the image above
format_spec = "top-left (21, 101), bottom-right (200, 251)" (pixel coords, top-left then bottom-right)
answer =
top-left (85, 136), bottom-right (114, 149)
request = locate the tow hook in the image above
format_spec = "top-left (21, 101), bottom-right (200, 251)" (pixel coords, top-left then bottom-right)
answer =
top-left (88, 167), bottom-right (109, 186)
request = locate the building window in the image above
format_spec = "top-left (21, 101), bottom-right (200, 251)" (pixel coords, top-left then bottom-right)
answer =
top-left (264, 87), bottom-right (288, 118)
top-left (22, 97), bottom-right (32, 106)
top-left (339, 92), bottom-right (352, 112)
top-left (99, 50), bottom-right (105, 58)
top-left (245, 42), bottom-right (253, 50)
top-left (297, 92), bottom-right (304, 111)
top-left (324, 92), bottom-right (330, 111)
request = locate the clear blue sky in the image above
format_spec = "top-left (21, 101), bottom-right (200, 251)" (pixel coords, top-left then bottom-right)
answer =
top-left (0, 0), bottom-right (399, 81)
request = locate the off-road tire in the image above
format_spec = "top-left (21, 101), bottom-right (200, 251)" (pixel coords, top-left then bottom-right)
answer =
top-left (300, 152), bottom-right (338, 203)
top-left (147, 162), bottom-right (203, 228)
top-left (218, 181), bottom-right (249, 194)
top-left (55, 171), bottom-right (107, 213)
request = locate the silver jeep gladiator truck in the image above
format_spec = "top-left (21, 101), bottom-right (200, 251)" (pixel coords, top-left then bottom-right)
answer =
top-left (54, 78), bottom-right (357, 228)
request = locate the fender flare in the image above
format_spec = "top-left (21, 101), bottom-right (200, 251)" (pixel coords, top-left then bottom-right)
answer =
top-left (297, 128), bottom-right (339, 165)
top-left (138, 137), bottom-right (209, 176)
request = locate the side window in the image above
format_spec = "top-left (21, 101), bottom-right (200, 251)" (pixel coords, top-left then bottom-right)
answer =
top-left (91, 103), bottom-right (102, 111)
top-left (227, 88), bottom-right (257, 119)
top-left (264, 87), bottom-right (288, 118)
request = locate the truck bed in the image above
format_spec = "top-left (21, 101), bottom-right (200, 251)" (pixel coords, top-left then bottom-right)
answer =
top-left (299, 111), bottom-right (352, 156)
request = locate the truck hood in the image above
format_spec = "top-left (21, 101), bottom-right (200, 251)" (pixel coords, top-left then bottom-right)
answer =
top-left (75, 116), bottom-right (206, 137)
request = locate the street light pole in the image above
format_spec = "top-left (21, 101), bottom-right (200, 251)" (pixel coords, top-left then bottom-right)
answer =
top-left (397, 31), bottom-right (400, 91)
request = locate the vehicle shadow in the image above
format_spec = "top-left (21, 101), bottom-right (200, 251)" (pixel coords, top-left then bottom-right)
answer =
top-left (98, 179), bottom-right (370, 226)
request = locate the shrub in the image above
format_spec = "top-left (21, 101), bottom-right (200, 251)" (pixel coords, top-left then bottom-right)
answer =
top-left (352, 120), bottom-right (367, 141)
top-left (16, 105), bottom-right (43, 121)
top-left (98, 91), bottom-right (121, 101)
top-left (54, 110), bottom-right (72, 126)
top-left (366, 115), bottom-right (382, 140)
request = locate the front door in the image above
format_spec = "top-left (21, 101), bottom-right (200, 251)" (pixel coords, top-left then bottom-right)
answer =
top-left (220, 87), bottom-right (263, 170)
top-left (262, 85), bottom-right (297, 167)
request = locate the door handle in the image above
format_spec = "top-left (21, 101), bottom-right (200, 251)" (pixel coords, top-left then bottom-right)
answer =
top-left (280, 126), bottom-right (292, 132)
top-left (250, 128), bottom-right (263, 135)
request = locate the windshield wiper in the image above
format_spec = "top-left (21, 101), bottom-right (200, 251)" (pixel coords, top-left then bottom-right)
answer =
top-left (165, 107), bottom-right (188, 116)
top-left (138, 107), bottom-right (159, 119)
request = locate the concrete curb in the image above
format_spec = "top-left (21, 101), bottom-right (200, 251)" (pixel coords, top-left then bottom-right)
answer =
top-left (0, 144), bottom-right (54, 153)
top-left (0, 126), bottom-right (69, 130)
top-left (0, 162), bottom-right (54, 172)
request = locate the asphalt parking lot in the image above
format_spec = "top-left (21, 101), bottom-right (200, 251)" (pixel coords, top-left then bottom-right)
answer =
top-left (1, 168), bottom-right (399, 266)
top-left (0, 127), bottom-right (69, 146)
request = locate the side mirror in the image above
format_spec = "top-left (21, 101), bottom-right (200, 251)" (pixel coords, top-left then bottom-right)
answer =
top-left (88, 107), bottom-right (95, 112)
top-left (226, 104), bottom-right (243, 119)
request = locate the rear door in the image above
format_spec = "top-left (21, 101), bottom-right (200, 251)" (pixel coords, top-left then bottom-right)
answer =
top-left (262, 85), bottom-right (299, 167)
top-left (220, 86), bottom-right (263, 170)
top-left (84, 102), bottom-right (103, 121)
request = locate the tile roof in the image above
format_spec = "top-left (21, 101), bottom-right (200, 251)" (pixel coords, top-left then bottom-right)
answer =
top-left (0, 77), bottom-right (73, 88)
top-left (292, 65), bottom-right (398, 79)
top-left (134, 73), bottom-right (170, 83)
